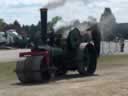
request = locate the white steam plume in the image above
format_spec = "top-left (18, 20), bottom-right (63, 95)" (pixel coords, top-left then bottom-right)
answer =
top-left (54, 19), bottom-right (81, 39)
top-left (54, 19), bottom-right (80, 31)
top-left (44, 0), bottom-right (95, 9)
top-left (54, 17), bottom-right (97, 39)
top-left (44, 0), bottom-right (67, 9)
top-left (99, 8), bottom-right (116, 41)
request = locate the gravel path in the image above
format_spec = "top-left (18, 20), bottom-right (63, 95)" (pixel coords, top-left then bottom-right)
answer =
top-left (0, 63), bottom-right (128, 96)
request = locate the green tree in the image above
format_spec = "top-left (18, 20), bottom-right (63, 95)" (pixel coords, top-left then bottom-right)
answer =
top-left (13, 20), bottom-right (21, 33)
top-left (48, 16), bottom-right (62, 32)
top-left (51, 16), bottom-right (62, 26)
top-left (0, 19), bottom-right (6, 31)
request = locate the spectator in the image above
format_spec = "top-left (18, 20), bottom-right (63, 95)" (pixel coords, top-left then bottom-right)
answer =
top-left (120, 38), bottom-right (125, 52)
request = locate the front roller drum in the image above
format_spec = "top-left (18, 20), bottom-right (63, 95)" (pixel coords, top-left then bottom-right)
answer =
top-left (16, 60), bottom-right (32, 83)
top-left (16, 56), bottom-right (50, 83)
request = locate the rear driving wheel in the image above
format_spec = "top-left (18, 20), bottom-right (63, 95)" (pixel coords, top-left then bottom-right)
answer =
top-left (78, 43), bottom-right (97, 75)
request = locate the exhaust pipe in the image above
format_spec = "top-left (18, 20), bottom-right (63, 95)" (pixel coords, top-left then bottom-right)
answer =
top-left (40, 8), bottom-right (48, 44)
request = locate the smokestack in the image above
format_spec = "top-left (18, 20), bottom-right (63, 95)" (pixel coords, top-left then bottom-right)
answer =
top-left (40, 8), bottom-right (47, 44)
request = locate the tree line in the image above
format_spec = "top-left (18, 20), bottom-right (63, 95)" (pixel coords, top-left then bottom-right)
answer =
top-left (0, 16), bottom-right (62, 37)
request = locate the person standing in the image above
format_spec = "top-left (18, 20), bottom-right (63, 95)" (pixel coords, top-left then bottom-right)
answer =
top-left (120, 38), bottom-right (125, 52)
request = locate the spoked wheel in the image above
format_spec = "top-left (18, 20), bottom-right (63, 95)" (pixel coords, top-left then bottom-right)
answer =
top-left (78, 43), bottom-right (97, 75)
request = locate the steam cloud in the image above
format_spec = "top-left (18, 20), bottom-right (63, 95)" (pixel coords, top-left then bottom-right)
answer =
top-left (54, 19), bottom-right (80, 31)
top-left (54, 17), bottom-right (97, 39)
top-left (44, 0), bottom-right (67, 9)
top-left (44, 0), bottom-right (95, 9)
top-left (99, 8), bottom-right (116, 41)
top-left (44, 0), bottom-right (117, 42)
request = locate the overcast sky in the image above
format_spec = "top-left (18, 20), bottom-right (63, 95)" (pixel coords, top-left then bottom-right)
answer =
top-left (0, 0), bottom-right (127, 25)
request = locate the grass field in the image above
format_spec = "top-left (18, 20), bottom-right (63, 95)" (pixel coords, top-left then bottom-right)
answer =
top-left (0, 62), bottom-right (16, 81)
top-left (0, 55), bottom-right (128, 81)
top-left (99, 55), bottom-right (128, 65)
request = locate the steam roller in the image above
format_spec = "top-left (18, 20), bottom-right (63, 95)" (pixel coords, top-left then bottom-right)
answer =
top-left (16, 8), bottom-right (101, 83)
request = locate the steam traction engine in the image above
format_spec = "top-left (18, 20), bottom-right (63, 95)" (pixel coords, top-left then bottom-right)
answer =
top-left (16, 8), bottom-right (101, 83)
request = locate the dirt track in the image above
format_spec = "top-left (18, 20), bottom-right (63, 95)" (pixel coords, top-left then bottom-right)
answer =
top-left (0, 63), bottom-right (128, 96)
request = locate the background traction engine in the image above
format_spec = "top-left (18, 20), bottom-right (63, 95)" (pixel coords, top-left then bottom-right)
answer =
top-left (16, 8), bottom-right (101, 83)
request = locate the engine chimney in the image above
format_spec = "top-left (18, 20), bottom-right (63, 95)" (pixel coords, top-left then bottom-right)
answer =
top-left (40, 8), bottom-right (47, 44)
